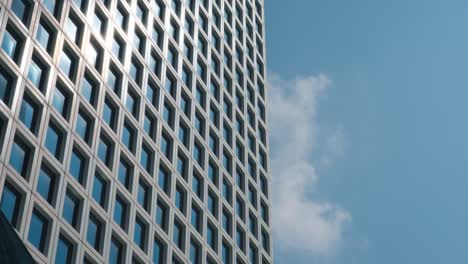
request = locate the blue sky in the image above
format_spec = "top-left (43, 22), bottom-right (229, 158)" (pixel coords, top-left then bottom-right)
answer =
top-left (265, 0), bottom-right (468, 263)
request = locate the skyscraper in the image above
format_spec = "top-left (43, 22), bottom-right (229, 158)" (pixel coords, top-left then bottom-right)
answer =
top-left (0, 0), bottom-right (270, 263)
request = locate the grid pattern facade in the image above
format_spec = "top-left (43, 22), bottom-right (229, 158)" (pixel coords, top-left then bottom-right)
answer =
top-left (0, 0), bottom-right (270, 263)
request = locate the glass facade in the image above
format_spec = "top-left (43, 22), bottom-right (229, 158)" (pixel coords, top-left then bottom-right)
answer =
top-left (0, 0), bottom-right (271, 263)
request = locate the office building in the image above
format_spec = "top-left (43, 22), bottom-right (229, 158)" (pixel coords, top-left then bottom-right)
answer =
top-left (0, 0), bottom-right (271, 263)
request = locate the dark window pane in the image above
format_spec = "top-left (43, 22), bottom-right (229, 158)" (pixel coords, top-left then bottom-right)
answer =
top-left (37, 165), bottom-right (57, 205)
top-left (62, 190), bottom-right (80, 229)
top-left (109, 237), bottom-right (124, 264)
top-left (28, 209), bottom-right (49, 253)
top-left (92, 173), bottom-right (107, 208)
top-left (55, 235), bottom-right (74, 264)
top-left (87, 213), bottom-right (102, 252)
top-left (0, 182), bottom-right (21, 228)
top-left (69, 148), bottom-right (86, 184)
top-left (9, 138), bottom-right (32, 177)
top-left (19, 94), bottom-right (39, 133)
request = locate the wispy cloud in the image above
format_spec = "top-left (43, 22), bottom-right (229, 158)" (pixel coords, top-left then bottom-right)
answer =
top-left (269, 73), bottom-right (350, 256)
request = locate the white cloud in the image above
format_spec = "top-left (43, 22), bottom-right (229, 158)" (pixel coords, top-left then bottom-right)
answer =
top-left (269, 73), bottom-right (351, 256)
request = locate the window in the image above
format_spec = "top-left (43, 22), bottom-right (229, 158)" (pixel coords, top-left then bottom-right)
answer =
top-left (262, 228), bottom-right (270, 253)
top-left (92, 7), bottom-right (107, 36)
top-left (236, 227), bottom-right (245, 251)
top-left (158, 165), bottom-right (171, 195)
top-left (11, 0), bottom-right (32, 26)
top-left (87, 212), bottom-right (103, 252)
top-left (140, 143), bottom-right (153, 173)
top-left (222, 209), bottom-right (232, 235)
top-left (115, 4), bottom-right (129, 31)
top-left (136, 1), bottom-right (148, 24)
top-left (207, 222), bottom-right (217, 250)
top-left (114, 194), bottom-right (128, 230)
top-left (0, 67), bottom-right (16, 106)
top-left (183, 40), bottom-right (193, 61)
top-left (92, 172), bottom-right (107, 208)
top-left (210, 105), bottom-right (219, 128)
top-left (107, 64), bottom-right (122, 95)
top-left (249, 185), bottom-right (257, 208)
top-left (248, 213), bottom-right (257, 236)
top-left (169, 20), bottom-right (179, 40)
top-left (85, 39), bottom-right (103, 72)
top-left (52, 83), bottom-right (71, 119)
top-left (133, 29), bottom-right (145, 55)
top-left (189, 239), bottom-right (200, 264)
top-left (0, 115), bottom-right (5, 152)
top-left (259, 149), bottom-right (267, 170)
top-left (144, 110), bottom-right (157, 140)
top-left (146, 80), bottom-right (160, 107)
top-left (176, 152), bottom-right (187, 179)
top-left (118, 157), bottom-right (133, 190)
top-left (231, 103), bottom-right (240, 125)
top-left (168, 0), bottom-right (179, 14)
top-left (191, 204), bottom-right (202, 233)
top-left (122, 121), bottom-right (136, 154)
top-left (130, 57), bottom-right (142, 85)
top-left (10, 136), bottom-right (33, 178)
top-left (81, 72), bottom-right (99, 107)
top-left (134, 216), bottom-right (147, 250)
top-left (178, 122), bottom-right (189, 148)
top-left (175, 185), bottom-right (185, 213)
top-left (64, 12), bottom-right (83, 45)
top-left (43, 0), bottom-right (63, 19)
top-left (72, 0), bottom-right (87, 12)
top-left (28, 208), bottom-right (50, 254)
top-left (112, 33), bottom-right (125, 61)
top-left (98, 133), bottom-right (114, 169)
top-left (59, 46), bottom-right (78, 81)
top-left (2, 24), bottom-right (25, 63)
top-left (223, 179), bottom-right (232, 204)
top-left (153, 238), bottom-right (165, 264)
top-left (193, 141), bottom-right (203, 166)
top-left (109, 236), bottom-right (124, 264)
top-left (165, 73), bottom-right (177, 98)
top-left (236, 140), bottom-right (244, 163)
top-left (55, 234), bottom-right (75, 264)
top-left (180, 92), bottom-right (191, 117)
top-left (102, 97), bottom-right (118, 131)
top-left (182, 65), bottom-right (192, 88)
top-left (173, 219), bottom-right (184, 250)
top-left (62, 189), bottom-right (81, 229)
top-left (211, 55), bottom-right (221, 76)
top-left (223, 125), bottom-right (232, 146)
top-left (137, 179), bottom-right (150, 211)
top-left (75, 108), bottom-right (93, 145)
top-left (19, 93), bottom-right (40, 134)
top-left (196, 59), bottom-right (206, 82)
top-left (260, 175), bottom-right (268, 197)
top-left (208, 161), bottom-right (218, 185)
top-left (194, 112), bottom-right (204, 136)
top-left (126, 87), bottom-right (140, 118)
top-left (249, 243), bottom-right (258, 264)
top-left (149, 51), bottom-right (162, 77)
top-left (192, 172), bottom-right (203, 198)
top-left (0, 182), bottom-right (22, 229)
top-left (207, 191), bottom-right (217, 217)
top-left (37, 163), bottom-right (58, 205)
top-left (160, 131), bottom-right (173, 159)
top-left (163, 101), bottom-right (174, 128)
top-left (236, 196), bottom-right (246, 221)
top-left (156, 200), bottom-right (168, 232)
top-left (222, 241), bottom-right (231, 264)
top-left (152, 24), bottom-right (163, 46)
top-left (28, 54), bottom-right (49, 92)
top-left (248, 158), bottom-right (256, 180)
